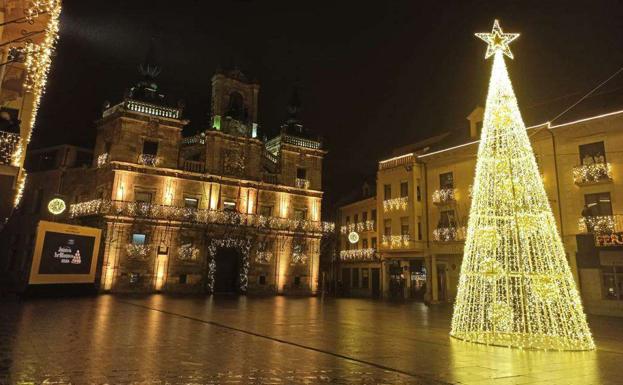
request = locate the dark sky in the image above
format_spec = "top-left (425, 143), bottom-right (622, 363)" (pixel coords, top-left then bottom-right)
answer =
top-left (33, 0), bottom-right (623, 213)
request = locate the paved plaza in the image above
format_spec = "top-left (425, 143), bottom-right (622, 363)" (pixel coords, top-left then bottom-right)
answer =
top-left (1, 295), bottom-right (622, 384)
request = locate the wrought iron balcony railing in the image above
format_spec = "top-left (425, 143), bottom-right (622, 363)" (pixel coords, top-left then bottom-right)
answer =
top-left (573, 162), bottom-right (612, 185)
top-left (432, 188), bottom-right (456, 205)
top-left (383, 196), bottom-right (408, 212)
top-left (182, 160), bottom-right (204, 173)
top-left (381, 234), bottom-right (411, 248)
top-left (433, 226), bottom-right (466, 242)
top-left (339, 248), bottom-right (378, 262)
top-left (578, 214), bottom-right (623, 234)
top-left (340, 220), bottom-right (375, 234)
top-left (295, 178), bottom-right (310, 189)
top-left (69, 199), bottom-right (335, 234)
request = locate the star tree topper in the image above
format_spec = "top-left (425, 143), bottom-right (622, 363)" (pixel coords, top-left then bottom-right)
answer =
top-left (475, 19), bottom-right (519, 59)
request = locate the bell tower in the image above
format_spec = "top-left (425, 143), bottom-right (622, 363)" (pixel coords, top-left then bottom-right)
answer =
top-left (210, 68), bottom-right (260, 138)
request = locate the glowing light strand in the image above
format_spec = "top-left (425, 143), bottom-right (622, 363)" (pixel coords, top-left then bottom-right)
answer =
top-left (450, 20), bottom-right (594, 351)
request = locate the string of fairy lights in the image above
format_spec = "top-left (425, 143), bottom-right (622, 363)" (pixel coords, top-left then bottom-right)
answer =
top-left (450, 20), bottom-right (594, 351)
top-left (5, 1), bottom-right (62, 207)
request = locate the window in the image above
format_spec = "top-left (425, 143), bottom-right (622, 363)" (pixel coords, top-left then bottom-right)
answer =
top-left (384, 219), bottom-right (392, 236)
top-left (417, 219), bottom-right (422, 240)
top-left (362, 239), bottom-right (368, 249)
top-left (259, 275), bottom-right (267, 285)
top-left (142, 140), bottom-right (158, 156)
top-left (602, 266), bottom-right (623, 300)
top-left (579, 141), bottom-right (606, 165)
top-left (354, 214), bottom-right (358, 223)
top-left (184, 197), bottom-right (198, 208)
top-left (135, 191), bottom-right (152, 203)
top-left (371, 210), bottom-right (377, 230)
top-left (384, 184), bottom-right (391, 200)
top-left (132, 233), bottom-right (146, 245)
top-left (440, 172), bottom-right (454, 189)
top-left (439, 210), bottom-right (456, 227)
top-left (223, 201), bottom-right (236, 211)
top-left (371, 237), bottom-right (377, 249)
top-left (352, 268), bottom-right (360, 288)
top-left (345, 215), bottom-right (350, 224)
top-left (476, 120), bottom-right (483, 137)
top-left (584, 192), bottom-right (612, 216)
top-left (362, 211), bottom-right (368, 222)
top-left (179, 274), bottom-right (187, 284)
top-left (294, 208), bottom-right (307, 220)
top-left (296, 168), bottom-right (307, 179)
top-left (400, 181), bottom-right (408, 197)
top-left (32, 188), bottom-right (43, 214)
top-left (294, 276), bottom-right (301, 287)
top-left (361, 269), bottom-right (370, 289)
top-left (416, 184), bottom-right (421, 202)
top-left (400, 217), bottom-right (409, 236)
top-left (259, 205), bottom-right (273, 217)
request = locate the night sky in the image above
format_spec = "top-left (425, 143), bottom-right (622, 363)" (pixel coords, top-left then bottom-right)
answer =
top-left (33, 1), bottom-right (623, 215)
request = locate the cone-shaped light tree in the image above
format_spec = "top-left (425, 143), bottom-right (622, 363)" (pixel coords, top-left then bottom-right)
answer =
top-left (450, 20), bottom-right (594, 350)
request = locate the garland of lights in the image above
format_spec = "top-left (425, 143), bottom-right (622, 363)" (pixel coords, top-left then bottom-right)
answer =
top-left (177, 244), bottom-right (199, 261)
top-left (206, 238), bottom-right (251, 293)
top-left (69, 199), bottom-right (335, 234)
top-left (383, 196), bottom-right (408, 212)
top-left (340, 220), bottom-right (375, 234)
top-left (433, 226), bottom-right (466, 242)
top-left (339, 248), bottom-right (377, 261)
top-left (578, 215), bottom-right (617, 234)
top-left (126, 243), bottom-right (152, 260)
top-left (572, 162), bottom-right (611, 184)
top-left (97, 153), bottom-right (109, 168)
top-left (432, 188), bottom-right (456, 204)
top-left (13, 171), bottom-right (27, 207)
top-left (450, 20), bottom-right (594, 351)
top-left (381, 234), bottom-right (410, 248)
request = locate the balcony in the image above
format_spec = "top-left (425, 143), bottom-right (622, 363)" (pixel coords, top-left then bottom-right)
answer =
top-left (383, 196), bottom-right (408, 212)
top-left (0, 131), bottom-right (20, 166)
top-left (182, 160), bottom-right (204, 173)
top-left (69, 199), bottom-right (335, 235)
top-left (340, 220), bottom-right (375, 234)
top-left (138, 153), bottom-right (158, 167)
top-left (382, 234), bottom-right (411, 248)
top-left (339, 248), bottom-right (378, 262)
top-left (432, 188), bottom-right (456, 205)
top-left (573, 162), bottom-right (612, 185)
top-left (433, 226), bottom-right (466, 242)
top-left (295, 178), bottom-right (310, 189)
top-left (578, 214), bottom-right (623, 234)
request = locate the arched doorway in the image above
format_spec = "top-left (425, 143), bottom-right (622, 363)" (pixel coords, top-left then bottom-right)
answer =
top-left (206, 238), bottom-right (251, 294)
top-left (213, 247), bottom-right (241, 293)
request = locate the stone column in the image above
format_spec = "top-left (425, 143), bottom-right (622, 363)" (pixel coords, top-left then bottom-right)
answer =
top-left (431, 254), bottom-right (439, 303)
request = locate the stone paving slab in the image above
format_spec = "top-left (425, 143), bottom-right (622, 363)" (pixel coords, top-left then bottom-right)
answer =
top-left (1, 295), bottom-right (622, 384)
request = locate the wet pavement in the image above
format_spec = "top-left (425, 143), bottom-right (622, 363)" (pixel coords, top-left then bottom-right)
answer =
top-left (1, 295), bottom-right (622, 384)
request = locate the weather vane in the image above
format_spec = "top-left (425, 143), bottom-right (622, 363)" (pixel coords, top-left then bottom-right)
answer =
top-left (475, 19), bottom-right (519, 59)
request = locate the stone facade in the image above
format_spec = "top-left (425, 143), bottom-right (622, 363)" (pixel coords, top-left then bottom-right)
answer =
top-left (338, 106), bottom-right (623, 316)
top-left (1, 67), bottom-right (331, 296)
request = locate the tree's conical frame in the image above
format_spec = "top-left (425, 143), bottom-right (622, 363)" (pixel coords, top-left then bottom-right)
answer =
top-left (450, 25), bottom-right (594, 350)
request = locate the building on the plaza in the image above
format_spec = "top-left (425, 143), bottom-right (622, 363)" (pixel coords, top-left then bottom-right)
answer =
top-left (335, 182), bottom-right (380, 297)
top-left (0, 56), bottom-right (333, 295)
top-left (0, 1), bottom-right (61, 227)
top-left (337, 94), bottom-right (623, 316)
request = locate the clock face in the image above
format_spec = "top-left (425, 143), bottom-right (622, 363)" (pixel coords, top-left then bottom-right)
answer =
top-left (348, 231), bottom-right (360, 244)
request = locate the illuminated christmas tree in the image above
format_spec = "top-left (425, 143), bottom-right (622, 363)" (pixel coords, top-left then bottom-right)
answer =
top-left (450, 20), bottom-right (594, 350)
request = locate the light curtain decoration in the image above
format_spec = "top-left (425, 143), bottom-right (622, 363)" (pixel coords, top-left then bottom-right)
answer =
top-left (450, 20), bottom-right (594, 350)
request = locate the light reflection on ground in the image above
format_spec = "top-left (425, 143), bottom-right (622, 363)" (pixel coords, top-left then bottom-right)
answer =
top-left (1, 295), bottom-right (621, 384)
